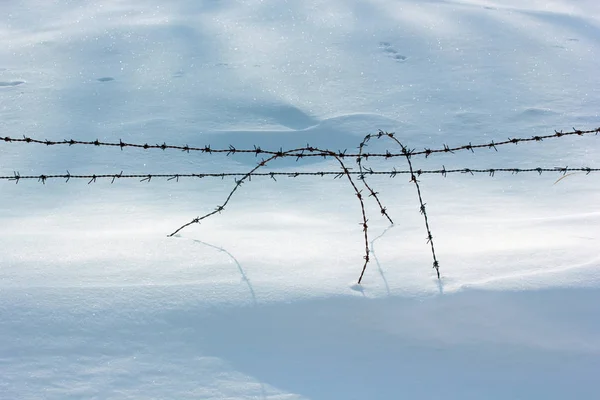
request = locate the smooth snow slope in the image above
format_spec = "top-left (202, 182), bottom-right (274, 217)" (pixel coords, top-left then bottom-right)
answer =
top-left (1, 0), bottom-right (599, 399)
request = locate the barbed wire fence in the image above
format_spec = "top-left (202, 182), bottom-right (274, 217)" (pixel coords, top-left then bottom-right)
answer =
top-left (2, 127), bottom-right (599, 283)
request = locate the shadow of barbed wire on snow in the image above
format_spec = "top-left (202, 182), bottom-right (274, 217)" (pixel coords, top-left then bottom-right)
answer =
top-left (370, 224), bottom-right (395, 296)
top-left (171, 235), bottom-right (257, 306)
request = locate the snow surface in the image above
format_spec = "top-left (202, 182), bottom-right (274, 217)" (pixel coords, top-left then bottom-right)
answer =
top-left (1, 0), bottom-right (600, 398)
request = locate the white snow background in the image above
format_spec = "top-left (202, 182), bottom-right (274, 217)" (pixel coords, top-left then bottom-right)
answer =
top-left (1, 0), bottom-right (600, 398)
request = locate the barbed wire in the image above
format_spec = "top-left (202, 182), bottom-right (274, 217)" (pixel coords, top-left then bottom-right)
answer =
top-left (2, 167), bottom-right (598, 184)
top-left (358, 134), bottom-right (394, 227)
top-left (358, 131), bottom-right (441, 279)
top-left (2, 126), bottom-right (598, 284)
top-left (160, 146), bottom-right (372, 279)
top-left (2, 127), bottom-right (598, 159)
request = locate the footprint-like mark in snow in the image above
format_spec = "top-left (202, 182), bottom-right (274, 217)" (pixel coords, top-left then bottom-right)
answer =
top-left (97, 77), bottom-right (114, 82)
top-left (379, 42), bottom-right (407, 62)
top-left (0, 81), bottom-right (25, 87)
